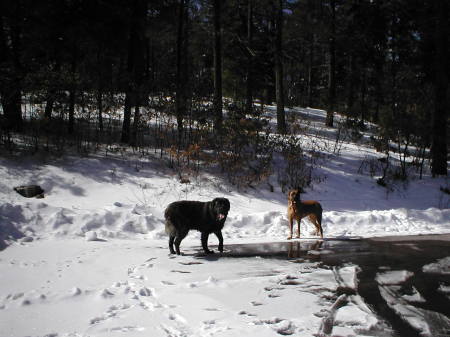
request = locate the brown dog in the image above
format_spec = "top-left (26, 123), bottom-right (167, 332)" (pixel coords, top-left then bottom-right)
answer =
top-left (287, 189), bottom-right (323, 239)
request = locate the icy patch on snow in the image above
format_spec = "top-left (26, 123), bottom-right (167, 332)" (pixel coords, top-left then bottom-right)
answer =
top-left (379, 284), bottom-right (450, 337)
top-left (422, 256), bottom-right (450, 275)
top-left (375, 270), bottom-right (414, 285)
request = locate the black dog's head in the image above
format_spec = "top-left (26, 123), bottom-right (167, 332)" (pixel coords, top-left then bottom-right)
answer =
top-left (212, 198), bottom-right (230, 222)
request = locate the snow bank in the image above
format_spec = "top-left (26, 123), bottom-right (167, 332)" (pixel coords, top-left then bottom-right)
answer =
top-left (1, 199), bottom-right (450, 248)
top-left (0, 201), bottom-right (166, 246)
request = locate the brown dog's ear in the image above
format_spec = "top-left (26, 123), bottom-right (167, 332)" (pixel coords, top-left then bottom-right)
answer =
top-left (289, 189), bottom-right (301, 203)
top-left (288, 190), bottom-right (296, 200)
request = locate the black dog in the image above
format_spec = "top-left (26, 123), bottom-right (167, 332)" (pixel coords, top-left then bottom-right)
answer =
top-left (164, 198), bottom-right (230, 255)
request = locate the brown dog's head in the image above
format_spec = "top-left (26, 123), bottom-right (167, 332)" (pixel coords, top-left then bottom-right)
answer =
top-left (288, 189), bottom-right (301, 204)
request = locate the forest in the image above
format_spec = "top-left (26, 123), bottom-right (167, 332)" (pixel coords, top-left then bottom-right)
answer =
top-left (0, 0), bottom-right (448, 185)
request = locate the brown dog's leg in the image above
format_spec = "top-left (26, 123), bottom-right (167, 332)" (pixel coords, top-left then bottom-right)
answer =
top-left (310, 214), bottom-right (323, 238)
top-left (317, 215), bottom-right (323, 238)
top-left (288, 216), bottom-right (293, 240)
top-left (296, 218), bottom-right (301, 238)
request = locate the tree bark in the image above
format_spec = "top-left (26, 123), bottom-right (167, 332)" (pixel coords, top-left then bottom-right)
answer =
top-left (326, 0), bottom-right (336, 127)
top-left (122, 0), bottom-right (147, 145)
top-left (431, 0), bottom-right (448, 176)
top-left (274, 0), bottom-right (286, 134)
top-left (213, 0), bottom-right (223, 134)
top-left (122, 93), bottom-right (132, 143)
top-left (0, 6), bottom-right (23, 131)
top-left (176, 0), bottom-right (188, 144)
top-left (68, 89), bottom-right (75, 134)
top-left (307, 33), bottom-right (315, 108)
top-left (97, 90), bottom-right (103, 131)
top-left (245, 0), bottom-right (254, 115)
top-left (346, 53), bottom-right (356, 119)
top-left (68, 50), bottom-right (77, 135)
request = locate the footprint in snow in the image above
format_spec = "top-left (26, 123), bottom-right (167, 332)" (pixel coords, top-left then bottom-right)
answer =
top-left (278, 275), bottom-right (301, 286)
top-left (268, 293), bottom-right (281, 298)
top-left (204, 308), bottom-right (220, 312)
top-left (90, 303), bottom-right (131, 325)
top-left (142, 263), bottom-right (153, 268)
top-left (178, 261), bottom-right (203, 265)
top-left (138, 287), bottom-right (153, 297)
top-left (251, 301), bottom-right (263, 306)
top-left (264, 286), bottom-right (285, 291)
top-left (253, 318), bottom-right (296, 335)
top-left (168, 312), bottom-right (187, 324)
top-left (238, 310), bottom-right (256, 317)
top-left (100, 289), bottom-right (115, 298)
top-left (71, 287), bottom-right (82, 296)
top-left (110, 325), bottom-right (145, 333)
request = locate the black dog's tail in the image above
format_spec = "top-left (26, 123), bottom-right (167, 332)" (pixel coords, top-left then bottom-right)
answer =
top-left (165, 219), bottom-right (177, 236)
top-left (164, 208), bottom-right (177, 236)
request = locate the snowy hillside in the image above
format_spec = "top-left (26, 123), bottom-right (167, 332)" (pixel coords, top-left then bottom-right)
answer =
top-left (0, 107), bottom-right (449, 337)
top-left (1, 107), bottom-right (449, 247)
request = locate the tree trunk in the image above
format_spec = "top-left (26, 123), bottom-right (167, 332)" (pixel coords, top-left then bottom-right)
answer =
top-left (176, 0), bottom-right (188, 144)
top-left (307, 33), bottom-right (315, 108)
top-left (0, 8), bottom-right (23, 131)
top-left (68, 89), bottom-right (75, 135)
top-left (132, 104), bottom-right (140, 147)
top-left (431, 0), bottom-right (448, 176)
top-left (121, 92), bottom-right (132, 143)
top-left (68, 51), bottom-right (77, 135)
top-left (274, 0), bottom-right (286, 134)
top-left (121, 0), bottom-right (147, 145)
top-left (97, 90), bottom-right (103, 131)
top-left (245, 0), bottom-right (254, 115)
top-left (360, 67), bottom-right (367, 127)
top-left (373, 57), bottom-right (383, 123)
top-left (346, 53), bottom-right (356, 119)
top-left (326, 0), bottom-right (336, 127)
top-left (213, 0), bottom-right (223, 134)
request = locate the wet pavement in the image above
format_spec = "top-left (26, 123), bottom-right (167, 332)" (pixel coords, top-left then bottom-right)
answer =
top-left (221, 235), bottom-right (450, 337)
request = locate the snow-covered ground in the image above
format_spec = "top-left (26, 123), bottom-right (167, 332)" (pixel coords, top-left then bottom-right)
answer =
top-left (0, 107), bottom-right (449, 337)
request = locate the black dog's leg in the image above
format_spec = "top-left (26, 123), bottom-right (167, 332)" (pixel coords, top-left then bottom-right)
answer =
top-left (174, 229), bottom-right (189, 255)
top-left (201, 232), bottom-right (213, 254)
top-left (168, 235), bottom-right (176, 254)
top-left (214, 230), bottom-right (224, 252)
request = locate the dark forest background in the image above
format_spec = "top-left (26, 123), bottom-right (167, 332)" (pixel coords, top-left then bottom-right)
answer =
top-left (0, 0), bottom-right (448, 184)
